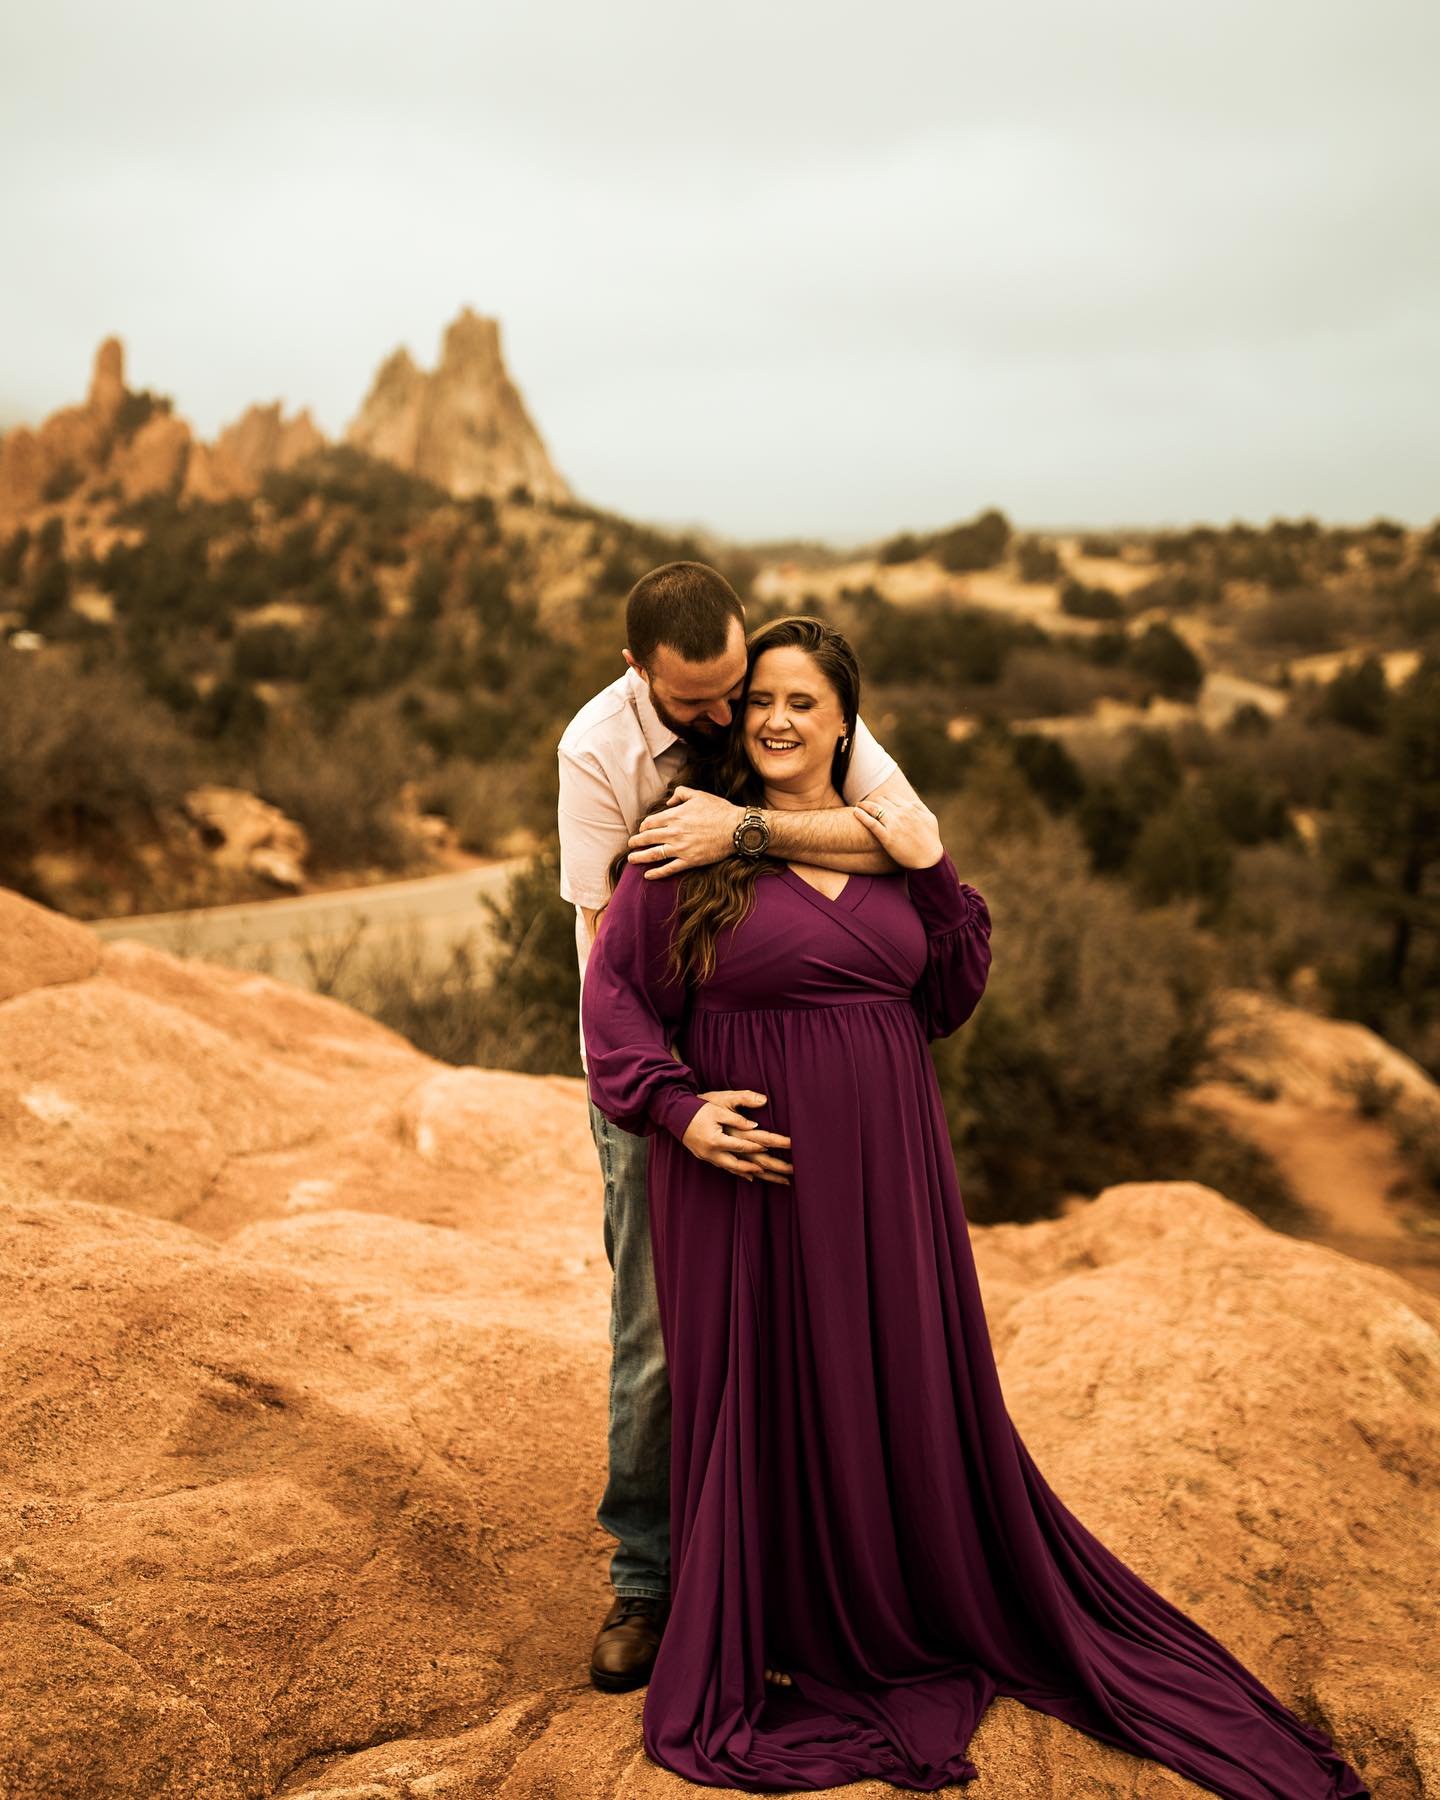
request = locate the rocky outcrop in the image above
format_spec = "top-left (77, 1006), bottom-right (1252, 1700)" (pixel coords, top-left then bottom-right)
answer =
top-left (112, 408), bottom-right (192, 503)
top-left (0, 341), bottom-right (328, 528)
top-left (182, 786), bottom-right (310, 893)
top-left (346, 307), bottom-right (571, 506)
top-left (184, 402), bottom-right (325, 504)
top-left (0, 336), bottom-right (146, 521)
top-left (87, 336), bottom-right (127, 428)
top-left (0, 884), bottom-right (1426, 1797)
top-left (2, 311), bottom-right (562, 531)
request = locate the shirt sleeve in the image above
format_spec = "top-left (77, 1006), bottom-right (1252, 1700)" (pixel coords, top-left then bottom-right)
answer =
top-left (581, 862), bottom-right (708, 1142)
top-left (558, 744), bottom-right (631, 909)
top-left (905, 851), bottom-right (993, 1042)
top-left (841, 713), bottom-right (899, 803)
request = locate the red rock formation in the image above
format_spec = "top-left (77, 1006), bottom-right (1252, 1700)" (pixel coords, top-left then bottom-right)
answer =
top-left (184, 402), bottom-right (326, 504)
top-left (0, 337), bottom-right (143, 522)
top-left (0, 882), bottom-right (1423, 1795)
top-left (0, 341), bottom-right (330, 528)
top-left (347, 307), bottom-right (571, 506)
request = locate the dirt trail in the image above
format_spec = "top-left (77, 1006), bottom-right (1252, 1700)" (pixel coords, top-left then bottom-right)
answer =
top-left (1185, 990), bottom-right (1440, 1298)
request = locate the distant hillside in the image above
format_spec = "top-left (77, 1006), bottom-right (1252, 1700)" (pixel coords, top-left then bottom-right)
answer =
top-left (0, 327), bottom-right (1437, 1099)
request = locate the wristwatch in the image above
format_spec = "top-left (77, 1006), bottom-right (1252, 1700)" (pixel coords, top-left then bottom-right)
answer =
top-left (732, 808), bottom-right (771, 859)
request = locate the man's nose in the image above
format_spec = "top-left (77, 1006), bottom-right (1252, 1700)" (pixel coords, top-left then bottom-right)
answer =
top-left (706, 700), bottom-right (733, 728)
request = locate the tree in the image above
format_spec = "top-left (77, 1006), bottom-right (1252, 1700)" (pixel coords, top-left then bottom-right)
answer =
top-left (1059, 579), bottom-right (1122, 621)
top-left (1127, 621), bottom-right (1204, 700)
top-left (1119, 729), bottom-right (1185, 816)
top-left (1321, 655), bottom-right (1440, 999)
top-left (932, 508), bottom-right (1011, 573)
top-left (1016, 537), bottom-right (1062, 582)
top-left (474, 846), bottom-right (582, 1074)
top-left (1318, 655), bottom-right (1388, 735)
top-left (1127, 795), bottom-right (1234, 916)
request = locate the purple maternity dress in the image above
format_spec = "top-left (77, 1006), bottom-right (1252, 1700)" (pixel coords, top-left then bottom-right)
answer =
top-left (581, 853), bottom-right (1368, 1797)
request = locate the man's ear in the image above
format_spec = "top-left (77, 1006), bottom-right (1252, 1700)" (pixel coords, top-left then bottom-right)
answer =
top-left (622, 648), bottom-right (644, 678)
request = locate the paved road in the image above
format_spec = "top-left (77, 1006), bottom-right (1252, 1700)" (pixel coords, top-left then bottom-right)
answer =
top-left (90, 858), bottom-right (530, 994)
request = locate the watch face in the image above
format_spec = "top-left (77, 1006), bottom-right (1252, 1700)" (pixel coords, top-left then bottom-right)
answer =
top-left (737, 819), bottom-right (767, 854)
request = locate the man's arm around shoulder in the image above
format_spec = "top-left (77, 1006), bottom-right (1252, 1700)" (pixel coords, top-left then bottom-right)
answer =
top-left (625, 764), bottom-right (926, 879)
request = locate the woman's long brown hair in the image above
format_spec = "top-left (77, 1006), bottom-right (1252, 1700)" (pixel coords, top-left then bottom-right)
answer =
top-left (602, 615), bottom-right (861, 985)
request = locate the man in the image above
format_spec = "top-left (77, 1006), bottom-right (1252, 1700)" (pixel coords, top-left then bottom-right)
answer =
top-left (557, 560), bottom-right (920, 1692)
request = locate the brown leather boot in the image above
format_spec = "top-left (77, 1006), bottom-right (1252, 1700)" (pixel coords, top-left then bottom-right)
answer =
top-left (589, 1591), bottom-right (669, 1692)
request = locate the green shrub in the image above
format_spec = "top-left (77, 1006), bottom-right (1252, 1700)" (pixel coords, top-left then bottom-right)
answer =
top-left (232, 623), bottom-right (310, 681)
top-left (1059, 579), bottom-right (1123, 621)
top-left (1317, 656), bottom-right (1388, 734)
top-left (0, 526), bottom-right (31, 588)
top-left (886, 712), bottom-right (971, 792)
top-left (1126, 620), bottom-right (1204, 698)
top-left (1127, 795), bottom-right (1234, 916)
top-left (928, 814), bottom-right (1232, 1223)
top-left (1076, 778), bottom-right (1145, 874)
top-left (1011, 730), bottom-right (1086, 814)
top-left (0, 655), bottom-right (200, 887)
top-left (933, 507), bottom-right (1011, 573)
top-left (1016, 537), bottom-right (1062, 582)
top-left (309, 846), bottom-right (582, 1073)
top-left (1200, 766), bottom-right (1295, 847)
top-left (851, 596), bottom-right (1014, 688)
top-left (1240, 586), bottom-right (1341, 654)
top-left (194, 677), bottom-right (268, 748)
top-left (254, 701), bottom-right (429, 872)
top-left (878, 531), bottom-right (924, 565)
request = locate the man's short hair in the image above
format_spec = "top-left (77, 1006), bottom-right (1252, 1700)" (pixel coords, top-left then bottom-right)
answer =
top-left (626, 561), bottom-right (745, 670)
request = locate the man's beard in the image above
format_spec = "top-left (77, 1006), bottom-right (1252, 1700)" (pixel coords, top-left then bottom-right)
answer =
top-left (652, 696), bottom-right (729, 755)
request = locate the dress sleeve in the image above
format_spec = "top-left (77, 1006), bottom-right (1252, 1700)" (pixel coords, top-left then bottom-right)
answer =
top-left (906, 851), bottom-right (993, 1042)
top-left (581, 862), bottom-right (709, 1142)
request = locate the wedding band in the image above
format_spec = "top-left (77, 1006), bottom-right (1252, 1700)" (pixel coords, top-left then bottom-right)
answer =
top-left (874, 807), bottom-right (886, 823)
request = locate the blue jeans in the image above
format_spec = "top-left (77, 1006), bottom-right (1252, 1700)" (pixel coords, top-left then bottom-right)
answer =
top-left (587, 1097), bottom-right (671, 1599)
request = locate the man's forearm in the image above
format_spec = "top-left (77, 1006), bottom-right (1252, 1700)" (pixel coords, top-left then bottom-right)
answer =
top-left (762, 808), bottom-right (898, 873)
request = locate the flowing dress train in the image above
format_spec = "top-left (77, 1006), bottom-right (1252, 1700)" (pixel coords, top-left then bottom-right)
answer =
top-left (581, 854), bottom-right (1369, 1797)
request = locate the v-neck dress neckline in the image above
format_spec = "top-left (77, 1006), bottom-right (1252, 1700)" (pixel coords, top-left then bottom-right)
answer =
top-left (777, 864), bottom-right (868, 913)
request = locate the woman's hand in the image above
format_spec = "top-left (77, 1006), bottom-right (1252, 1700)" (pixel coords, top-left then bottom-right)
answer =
top-left (852, 794), bottom-right (944, 870)
top-left (681, 1090), bottom-right (793, 1184)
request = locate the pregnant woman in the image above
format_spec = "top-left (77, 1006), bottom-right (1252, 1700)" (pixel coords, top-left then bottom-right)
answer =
top-left (581, 614), bottom-right (1368, 1797)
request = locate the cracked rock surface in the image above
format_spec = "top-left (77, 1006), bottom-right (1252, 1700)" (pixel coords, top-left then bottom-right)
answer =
top-left (0, 885), bottom-right (1432, 1797)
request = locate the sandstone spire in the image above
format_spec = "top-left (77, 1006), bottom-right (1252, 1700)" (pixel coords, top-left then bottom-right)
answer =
top-left (87, 337), bottom-right (127, 428)
top-left (345, 307), bottom-right (571, 505)
top-left (183, 401), bottom-right (326, 503)
top-left (0, 335), bottom-right (192, 524)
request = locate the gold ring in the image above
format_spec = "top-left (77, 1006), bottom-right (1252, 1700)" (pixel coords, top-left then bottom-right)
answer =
top-left (874, 807), bottom-right (886, 823)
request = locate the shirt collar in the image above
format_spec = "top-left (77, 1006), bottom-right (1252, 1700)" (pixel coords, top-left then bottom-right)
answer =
top-left (626, 664), bottom-right (681, 761)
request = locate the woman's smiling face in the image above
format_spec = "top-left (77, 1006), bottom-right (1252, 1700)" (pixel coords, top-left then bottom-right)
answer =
top-left (741, 645), bottom-right (847, 788)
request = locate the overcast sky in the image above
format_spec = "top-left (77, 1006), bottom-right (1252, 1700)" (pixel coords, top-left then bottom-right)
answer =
top-left (2, 0), bottom-right (1436, 543)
